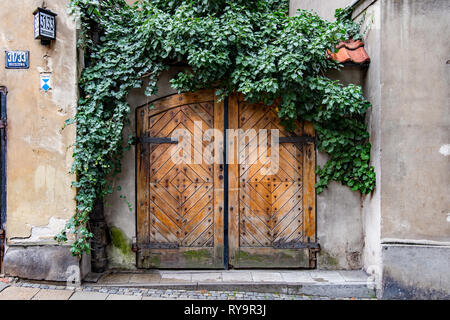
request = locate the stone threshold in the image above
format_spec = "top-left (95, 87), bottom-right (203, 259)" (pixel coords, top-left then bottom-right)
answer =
top-left (86, 270), bottom-right (376, 299)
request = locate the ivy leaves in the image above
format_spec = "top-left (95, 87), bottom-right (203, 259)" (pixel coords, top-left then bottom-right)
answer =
top-left (59, 0), bottom-right (375, 256)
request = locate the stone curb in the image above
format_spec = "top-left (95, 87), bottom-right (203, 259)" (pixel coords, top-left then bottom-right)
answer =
top-left (88, 281), bottom-right (375, 299)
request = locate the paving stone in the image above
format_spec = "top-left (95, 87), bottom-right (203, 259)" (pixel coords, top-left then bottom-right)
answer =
top-left (192, 272), bottom-right (223, 283)
top-left (0, 286), bottom-right (40, 300)
top-left (142, 296), bottom-right (176, 300)
top-left (84, 272), bottom-right (104, 283)
top-left (129, 273), bottom-right (162, 284)
top-left (32, 289), bottom-right (74, 300)
top-left (98, 273), bottom-right (132, 284)
top-left (70, 291), bottom-right (108, 300)
top-left (338, 271), bottom-right (370, 283)
top-left (309, 271), bottom-right (346, 283)
top-left (107, 294), bottom-right (142, 300)
top-left (160, 272), bottom-right (192, 283)
top-left (281, 272), bottom-right (315, 283)
top-left (222, 272), bottom-right (253, 282)
top-left (251, 272), bottom-right (283, 282)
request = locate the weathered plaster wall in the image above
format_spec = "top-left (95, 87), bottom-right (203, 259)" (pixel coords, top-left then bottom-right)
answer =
top-left (382, 245), bottom-right (450, 299)
top-left (379, 0), bottom-right (450, 299)
top-left (380, 0), bottom-right (450, 243)
top-left (0, 0), bottom-right (77, 242)
top-left (0, 0), bottom-right (81, 280)
top-left (356, 0), bottom-right (383, 293)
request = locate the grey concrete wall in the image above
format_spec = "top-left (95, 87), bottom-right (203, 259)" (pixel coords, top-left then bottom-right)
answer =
top-left (4, 246), bottom-right (89, 283)
top-left (316, 180), bottom-right (364, 269)
top-left (377, 0), bottom-right (450, 299)
top-left (382, 245), bottom-right (450, 299)
top-left (357, 0), bottom-right (383, 293)
top-left (291, 0), bottom-right (450, 298)
top-left (380, 0), bottom-right (450, 243)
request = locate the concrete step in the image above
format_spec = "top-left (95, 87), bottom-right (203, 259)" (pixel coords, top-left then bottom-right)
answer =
top-left (87, 270), bottom-right (376, 299)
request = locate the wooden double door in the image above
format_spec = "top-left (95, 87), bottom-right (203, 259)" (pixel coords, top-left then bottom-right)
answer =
top-left (137, 90), bottom-right (316, 269)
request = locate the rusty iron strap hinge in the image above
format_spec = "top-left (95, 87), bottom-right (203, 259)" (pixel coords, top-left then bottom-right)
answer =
top-left (132, 242), bottom-right (180, 252)
top-left (308, 245), bottom-right (321, 268)
top-left (272, 241), bottom-right (320, 249)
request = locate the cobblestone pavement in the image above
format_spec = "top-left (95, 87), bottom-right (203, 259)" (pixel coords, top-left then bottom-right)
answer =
top-left (0, 279), bottom-right (364, 300)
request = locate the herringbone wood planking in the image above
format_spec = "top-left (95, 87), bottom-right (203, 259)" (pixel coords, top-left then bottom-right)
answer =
top-left (149, 103), bottom-right (215, 248)
top-left (228, 94), bottom-right (316, 268)
top-left (238, 101), bottom-right (305, 248)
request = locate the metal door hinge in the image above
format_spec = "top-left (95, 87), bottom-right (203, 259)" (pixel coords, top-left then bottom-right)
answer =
top-left (131, 237), bottom-right (138, 253)
top-left (273, 241), bottom-right (320, 249)
top-left (132, 241), bottom-right (180, 252)
top-left (309, 245), bottom-right (321, 268)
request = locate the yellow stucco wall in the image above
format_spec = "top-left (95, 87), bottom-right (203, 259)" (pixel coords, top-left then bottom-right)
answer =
top-left (0, 0), bottom-right (77, 243)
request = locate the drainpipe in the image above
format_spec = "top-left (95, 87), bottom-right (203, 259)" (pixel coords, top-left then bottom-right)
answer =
top-left (89, 199), bottom-right (109, 273)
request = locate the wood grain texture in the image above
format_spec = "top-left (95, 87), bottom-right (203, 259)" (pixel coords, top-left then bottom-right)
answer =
top-left (137, 91), bottom-right (315, 269)
top-left (229, 96), bottom-right (316, 269)
top-left (303, 121), bottom-right (316, 243)
top-left (137, 91), bottom-right (224, 269)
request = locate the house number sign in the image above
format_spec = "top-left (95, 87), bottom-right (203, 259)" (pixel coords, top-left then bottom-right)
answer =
top-left (5, 51), bottom-right (29, 69)
top-left (34, 8), bottom-right (57, 41)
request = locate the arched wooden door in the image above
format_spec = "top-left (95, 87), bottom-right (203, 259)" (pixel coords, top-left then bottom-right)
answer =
top-left (137, 91), bottom-right (316, 269)
top-left (137, 90), bottom-right (224, 269)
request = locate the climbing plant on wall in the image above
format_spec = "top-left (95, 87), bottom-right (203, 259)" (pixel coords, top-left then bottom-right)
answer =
top-left (57, 0), bottom-right (376, 257)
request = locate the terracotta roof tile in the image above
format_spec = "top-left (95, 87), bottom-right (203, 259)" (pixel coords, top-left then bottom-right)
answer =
top-left (328, 39), bottom-right (370, 65)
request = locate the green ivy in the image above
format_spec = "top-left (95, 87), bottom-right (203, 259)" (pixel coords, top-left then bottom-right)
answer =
top-left (57, 0), bottom-right (375, 256)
